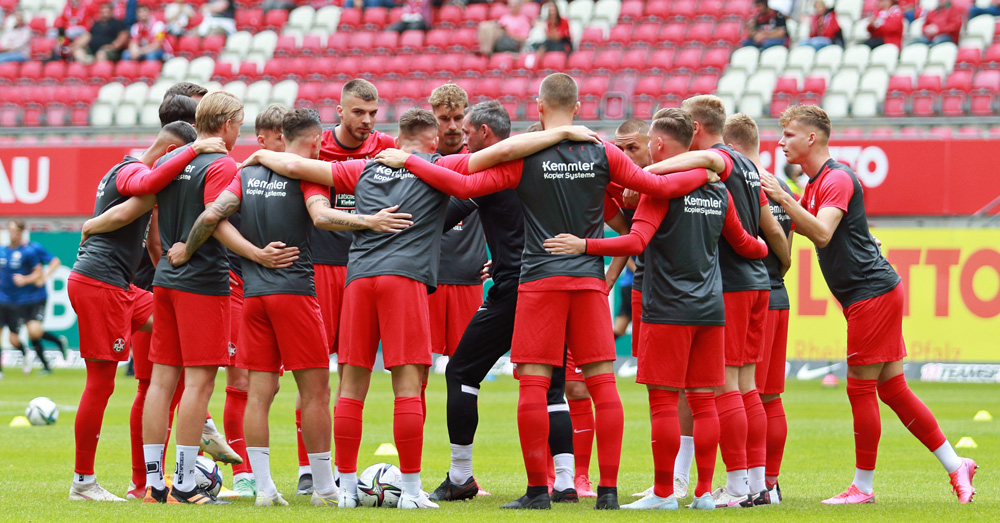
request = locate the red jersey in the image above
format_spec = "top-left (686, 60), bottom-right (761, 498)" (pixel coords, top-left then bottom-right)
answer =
top-left (319, 128), bottom-right (396, 163)
top-left (55, 0), bottom-right (97, 30)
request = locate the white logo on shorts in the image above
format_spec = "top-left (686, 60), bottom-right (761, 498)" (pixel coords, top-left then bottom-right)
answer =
top-left (228, 343), bottom-right (237, 357)
top-left (112, 338), bottom-right (125, 353)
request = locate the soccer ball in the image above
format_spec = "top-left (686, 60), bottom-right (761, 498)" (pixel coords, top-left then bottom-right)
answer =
top-left (357, 463), bottom-right (403, 508)
top-left (194, 455), bottom-right (223, 496)
top-left (25, 397), bottom-right (58, 426)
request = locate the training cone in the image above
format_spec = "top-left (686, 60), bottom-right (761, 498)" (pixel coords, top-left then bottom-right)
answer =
top-left (973, 410), bottom-right (993, 422)
top-left (821, 373), bottom-right (839, 388)
top-left (9, 416), bottom-right (31, 427)
top-left (955, 437), bottom-right (978, 449)
top-left (374, 443), bottom-right (398, 456)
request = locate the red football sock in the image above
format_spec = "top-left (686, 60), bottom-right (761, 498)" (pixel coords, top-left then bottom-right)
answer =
top-left (74, 360), bottom-right (117, 476)
top-left (567, 398), bottom-right (594, 479)
top-left (847, 377), bottom-right (880, 470)
top-left (295, 408), bottom-right (309, 467)
top-left (546, 445), bottom-right (555, 490)
top-left (517, 374), bottom-right (551, 487)
top-left (131, 378), bottom-right (149, 489)
top-left (742, 390), bottom-right (767, 469)
top-left (762, 397), bottom-right (787, 483)
top-left (649, 389), bottom-right (680, 498)
top-left (224, 386), bottom-right (251, 475)
top-left (334, 397), bottom-right (364, 474)
top-left (687, 392), bottom-right (720, 497)
top-left (420, 380), bottom-right (428, 424)
top-left (394, 396), bottom-right (424, 474)
top-left (716, 391), bottom-right (747, 471)
top-left (163, 379), bottom-right (183, 464)
top-left (585, 373), bottom-right (624, 487)
top-left (877, 374), bottom-right (946, 451)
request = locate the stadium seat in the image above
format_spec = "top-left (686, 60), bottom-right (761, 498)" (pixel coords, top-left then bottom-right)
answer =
top-left (19, 61), bottom-right (43, 84)
top-left (286, 5), bottom-right (315, 33)
top-left (122, 82), bottom-right (149, 108)
top-left (137, 60), bottom-right (162, 83)
top-left (785, 46), bottom-right (815, 75)
top-left (686, 21), bottom-right (715, 44)
top-left (674, 48), bottom-right (703, 73)
top-left (592, 49), bottom-right (622, 73)
top-left (799, 76), bottom-right (827, 104)
top-left (235, 61), bottom-right (261, 82)
top-left (660, 23), bottom-right (687, 46)
top-left (567, 48), bottom-right (596, 74)
top-left (608, 23), bottom-right (633, 47)
top-left (644, 0), bottom-right (671, 21)
top-left (838, 127), bottom-right (865, 138)
top-left (212, 61), bottom-right (236, 83)
top-left (89, 61), bottom-right (114, 84)
top-left (619, 0), bottom-right (644, 22)
top-left (954, 46), bottom-right (982, 70)
top-left (460, 54), bottom-right (489, 77)
top-left (713, 21), bottom-right (742, 45)
top-left (237, 8), bottom-right (265, 32)
top-left (568, 0), bottom-right (595, 24)
top-left (970, 70), bottom-right (1000, 115)
top-left (717, 69), bottom-right (747, 99)
top-left (646, 48), bottom-right (675, 73)
top-left (632, 23), bottom-right (660, 47)
top-left (111, 60), bottom-right (139, 84)
top-left (983, 43), bottom-right (1000, 69)
top-left (928, 127), bottom-right (954, 139)
top-left (300, 34), bottom-right (324, 56)
top-left (737, 93), bottom-right (765, 118)
top-left (758, 45), bottom-right (789, 74)
top-left (338, 8), bottom-right (362, 31)
top-left (89, 101), bottom-right (115, 127)
top-left (812, 44), bottom-right (843, 76)
top-left (689, 74), bottom-right (717, 96)
top-left (851, 92), bottom-right (878, 117)
top-left (41, 61), bottom-right (65, 83)
top-left (29, 37), bottom-right (56, 61)
top-left (620, 49), bottom-right (648, 72)
top-left (592, 0), bottom-right (622, 24)
top-left (464, 3), bottom-right (489, 25)
top-left (728, 46), bottom-right (760, 74)
top-left (437, 4), bottom-right (463, 27)
top-left (399, 30), bottom-right (425, 53)
top-left (313, 6), bottom-right (342, 33)
top-left (539, 51), bottom-right (568, 73)
top-left (958, 126), bottom-right (982, 137)
top-left (841, 44), bottom-right (871, 72)
top-left (770, 76), bottom-right (798, 118)
top-left (701, 47), bottom-right (731, 73)
top-left (274, 34), bottom-right (297, 57)
top-left (285, 56), bottom-right (311, 82)
top-left (362, 6), bottom-right (388, 30)
top-left (745, 70), bottom-right (778, 101)
top-left (579, 26), bottom-right (605, 49)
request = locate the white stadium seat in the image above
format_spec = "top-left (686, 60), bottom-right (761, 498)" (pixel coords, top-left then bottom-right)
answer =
top-left (270, 79), bottom-right (299, 108)
top-left (746, 70), bottom-right (778, 100)
top-left (187, 56), bottom-right (215, 85)
top-left (115, 103), bottom-right (139, 127)
top-left (729, 46), bottom-right (760, 74)
top-left (89, 101), bottom-right (114, 126)
top-left (717, 93), bottom-right (736, 116)
top-left (717, 70), bottom-right (749, 99)
top-left (223, 31), bottom-right (253, 62)
top-left (787, 45), bottom-right (816, 73)
top-left (243, 102), bottom-right (261, 128)
top-left (591, 0), bottom-right (621, 25)
top-left (899, 43), bottom-right (930, 72)
top-left (159, 57), bottom-right (190, 84)
top-left (758, 45), bottom-right (789, 73)
top-left (841, 44), bottom-right (871, 71)
top-left (140, 102), bottom-right (161, 127)
top-left (286, 5), bottom-right (316, 33)
top-left (246, 80), bottom-right (273, 108)
top-left (737, 93), bottom-right (765, 119)
top-left (837, 0), bottom-right (864, 21)
top-left (869, 43), bottom-right (899, 73)
top-left (829, 69), bottom-right (861, 99)
top-left (859, 69), bottom-right (890, 98)
top-left (97, 82), bottom-right (125, 107)
top-left (568, 0), bottom-right (594, 24)
top-left (822, 92), bottom-right (850, 119)
top-left (313, 5), bottom-right (341, 32)
top-left (851, 92), bottom-right (878, 117)
top-left (223, 80), bottom-right (249, 101)
top-left (908, 17), bottom-right (925, 39)
top-left (251, 30), bottom-right (279, 59)
top-left (122, 82), bottom-right (149, 107)
top-left (926, 41), bottom-right (957, 73)
top-left (148, 81), bottom-right (172, 103)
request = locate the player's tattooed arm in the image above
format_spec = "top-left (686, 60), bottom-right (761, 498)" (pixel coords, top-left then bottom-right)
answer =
top-left (761, 172), bottom-right (843, 248)
top-left (464, 125), bottom-right (601, 173)
top-left (239, 150), bottom-right (334, 186)
top-left (81, 194), bottom-right (157, 243)
top-left (306, 195), bottom-right (414, 233)
top-left (645, 150), bottom-right (727, 177)
top-left (166, 190), bottom-right (242, 266)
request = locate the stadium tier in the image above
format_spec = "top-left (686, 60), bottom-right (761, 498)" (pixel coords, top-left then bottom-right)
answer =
top-left (0, 0), bottom-right (998, 130)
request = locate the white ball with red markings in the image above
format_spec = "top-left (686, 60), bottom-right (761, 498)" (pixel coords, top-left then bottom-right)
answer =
top-left (357, 463), bottom-right (403, 508)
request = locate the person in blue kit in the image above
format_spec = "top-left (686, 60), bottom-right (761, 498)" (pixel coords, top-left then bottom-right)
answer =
top-left (24, 236), bottom-right (69, 359)
top-left (0, 220), bottom-right (55, 375)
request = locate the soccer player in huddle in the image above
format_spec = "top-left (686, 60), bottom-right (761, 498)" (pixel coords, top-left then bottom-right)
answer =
top-left (380, 73), bottom-right (721, 510)
top-left (544, 109), bottom-right (769, 510)
top-left (68, 122), bottom-right (228, 501)
top-left (761, 105), bottom-right (976, 505)
top-left (167, 108), bottom-right (412, 507)
top-left (724, 114), bottom-right (794, 502)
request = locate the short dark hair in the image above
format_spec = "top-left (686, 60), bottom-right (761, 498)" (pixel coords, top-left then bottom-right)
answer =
top-left (161, 121), bottom-right (197, 144)
top-left (397, 108), bottom-right (438, 139)
top-left (342, 78), bottom-right (378, 102)
top-left (468, 100), bottom-right (511, 140)
top-left (159, 94), bottom-right (198, 126)
top-left (650, 108), bottom-right (695, 148)
top-left (8, 219), bottom-right (25, 231)
top-left (282, 108), bottom-right (322, 143)
top-left (616, 118), bottom-right (649, 136)
top-left (538, 73), bottom-right (578, 111)
top-left (164, 82), bottom-right (208, 100)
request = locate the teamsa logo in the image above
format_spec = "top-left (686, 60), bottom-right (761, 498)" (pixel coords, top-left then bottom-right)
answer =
top-left (0, 156), bottom-right (49, 204)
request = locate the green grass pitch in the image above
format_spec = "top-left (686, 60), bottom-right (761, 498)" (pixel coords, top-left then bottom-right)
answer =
top-left (0, 368), bottom-right (996, 522)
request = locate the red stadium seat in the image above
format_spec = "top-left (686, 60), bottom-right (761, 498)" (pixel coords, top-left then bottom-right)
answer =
top-left (29, 16), bottom-right (48, 33)
top-left (487, 53), bottom-right (515, 75)
top-left (112, 60), bottom-right (140, 83)
top-left (958, 126), bottom-right (982, 137)
top-left (489, 2), bottom-right (510, 19)
top-left (264, 9), bottom-right (289, 31)
top-left (286, 57), bottom-right (312, 80)
top-left (212, 61), bottom-right (236, 82)
top-left (437, 53), bottom-right (466, 77)
top-left (699, 0), bottom-right (726, 19)
top-left (982, 43), bottom-right (1000, 69)
top-left (437, 4), bottom-right (463, 27)
top-left (940, 91), bottom-right (966, 116)
top-left (770, 76), bottom-right (799, 117)
top-left (539, 51), bottom-right (567, 73)
top-left (296, 81), bottom-right (322, 106)
top-left (464, 3), bottom-right (489, 25)
top-left (838, 127), bottom-right (865, 138)
top-left (662, 74), bottom-right (691, 99)
top-left (328, 32), bottom-right (351, 54)
top-left (608, 24), bottom-right (633, 47)
top-left (619, 0), bottom-right (644, 22)
top-left (799, 76), bottom-right (827, 103)
top-left (0, 62), bottom-right (18, 84)
top-left (673, 48), bottom-right (703, 72)
top-left (176, 35), bottom-right (201, 58)
top-left (65, 62), bottom-right (88, 83)
top-left (580, 27), bottom-right (605, 49)
top-left (338, 8), bottom-right (363, 31)
top-left (387, 7), bottom-right (404, 27)
top-left (19, 61), bottom-right (43, 84)
top-left (262, 57), bottom-right (289, 81)
top-left (701, 47), bottom-right (731, 72)
top-left (670, 0), bottom-right (698, 19)
top-left (474, 74), bottom-right (500, 99)
top-left (644, 0), bottom-right (671, 20)
top-left (425, 29), bottom-right (450, 52)
top-left (41, 61), bottom-right (66, 83)
top-left (301, 34), bottom-right (323, 56)
top-left (70, 106), bottom-right (90, 126)
top-left (632, 23), bottom-right (660, 47)
top-left (45, 104), bottom-right (67, 126)
top-left (689, 74), bottom-right (717, 95)
top-left (349, 31), bottom-right (376, 54)
top-left (567, 49), bottom-right (596, 74)
top-left (661, 23), bottom-right (687, 47)
top-left (579, 99), bottom-right (600, 120)
top-left (399, 30), bottom-right (424, 53)
top-left (460, 54), bottom-right (489, 77)
top-left (379, 55), bottom-right (409, 78)
top-left (274, 34), bottom-right (297, 57)
top-left (236, 9), bottom-right (264, 32)
top-left (646, 48), bottom-right (675, 73)
top-left (869, 127), bottom-right (895, 137)
top-left (320, 81), bottom-right (345, 105)
top-left (721, 0), bottom-right (750, 19)
top-left (686, 21), bottom-right (715, 43)
top-left (201, 34), bottom-right (225, 56)
top-left (621, 49), bottom-right (649, 72)
top-left (955, 46), bottom-right (982, 70)
top-left (29, 38), bottom-right (56, 61)
top-left (713, 21), bottom-right (743, 45)
top-left (969, 70), bottom-right (1000, 115)
top-left (592, 49), bottom-right (622, 73)
top-left (635, 75), bottom-right (664, 97)
top-left (928, 127), bottom-right (953, 139)
top-left (409, 53), bottom-right (438, 77)
top-left (451, 27), bottom-right (478, 52)
top-left (362, 6), bottom-right (388, 30)
top-left (579, 75), bottom-right (609, 98)
top-left (396, 79), bottom-right (427, 102)
top-left (236, 61), bottom-right (261, 82)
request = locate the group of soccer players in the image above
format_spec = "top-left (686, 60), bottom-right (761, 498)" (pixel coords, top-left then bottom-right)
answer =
top-left (64, 70), bottom-right (977, 510)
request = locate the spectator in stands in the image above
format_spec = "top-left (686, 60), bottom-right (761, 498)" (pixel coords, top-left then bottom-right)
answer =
top-left (72, 3), bottom-right (129, 65)
top-left (918, 1), bottom-right (963, 45)
top-left (968, 0), bottom-right (1000, 19)
top-left (53, 0), bottom-right (97, 59)
top-left (389, 0), bottom-right (433, 32)
top-left (261, 0), bottom-right (296, 13)
top-left (348, 0), bottom-right (397, 7)
top-left (743, 0), bottom-right (789, 49)
top-left (478, 0), bottom-right (534, 55)
top-left (801, 0), bottom-right (843, 50)
top-left (123, 5), bottom-right (168, 61)
top-left (164, 0), bottom-right (196, 36)
top-left (198, 0), bottom-right (237, 36)
top-left (898, 0), bottom-right (921, 22)
top-left (0, 10), bottom-right (31, 64)
top-left (534, 1), bottom-right (572, 57)
top-left (863, 0), bottom-right (904, 48)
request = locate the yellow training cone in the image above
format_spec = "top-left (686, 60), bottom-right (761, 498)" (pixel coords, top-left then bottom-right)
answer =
top-left (973, 410), bottom-right (993, 422)
top-left (9, 416), bottom-right (31, 427)
top-left (955, 437), bottom-right (978, 449)
top-left (374, 443), bottom-right (398, 456)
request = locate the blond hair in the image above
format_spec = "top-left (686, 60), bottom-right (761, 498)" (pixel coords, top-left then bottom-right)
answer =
top-left (195, 91), bottom-right (244, 135)
top-left (429, 84), bottom-right (469, 112)
top-left (681, 95), bottom-right (727, 136)
top-left (255, 103), bottom-right (288, 134)
top-left (723, 113), bottom-right (760, 152)
top-left (779, 105), bottom-right (831, 140)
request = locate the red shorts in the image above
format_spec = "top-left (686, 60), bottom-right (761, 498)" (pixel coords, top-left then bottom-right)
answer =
top-left (565, 348), bottom-right (584, 382)
top-left (844, 283), bottom-right (907, 366)
top-left (68, 272), bottom-right (153, 362)
top-left (723, 290), bottom-right (770, 366)
top-left (315, 264), bottom-right (347, 354)
top-left (428, 283), bottom-right (483, 356)
top-left (339, 275), bottom-right (433, 370)
top-left (631, 288), bottom-right (642, 357)
top-left (228, 271), bottom-right (244, 366)
top-left (756, 308), bottom-right (789, 395)
top-left (638, 323), bottom-right (725, 389)
top-left (150, 286), bottom-right (231, 367)
top-left (511, 286), bottom-right (615, 367)
top-left (237, 294), bottom-right (329, 372)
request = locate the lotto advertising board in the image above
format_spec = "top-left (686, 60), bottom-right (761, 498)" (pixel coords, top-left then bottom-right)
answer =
top-left (2, 139), bottom-right (1000, 216)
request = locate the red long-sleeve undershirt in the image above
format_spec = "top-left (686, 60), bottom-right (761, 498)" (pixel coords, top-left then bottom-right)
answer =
top-left (116, 145), bottom-right (198, 196)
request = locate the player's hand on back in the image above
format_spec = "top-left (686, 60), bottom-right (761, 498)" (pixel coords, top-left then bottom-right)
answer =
top-left (706, 170), bottom-right (720, 184)
top-left (255, 241), bottom-right (300, 269)
top-left (374, 149), bottom-right (411, 169)
top-left (166, 242), bottom-right (192, 267)
top-left (480, 259), bottom-right (492, 283)
top-left (622, 188), bottom-right (641, 207)
top-left (560, 125), bottom-right (602, 144)
top-left (760, 172), bottom-right (784, 201)
top-left (367, 205), bottom-right (414, 233)
top-left (192, 137), bottom-right (227, 155)
top-left (237, 150), bottom-right (262, 170)
top-left (543, 233), bottom-right (586, 255)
